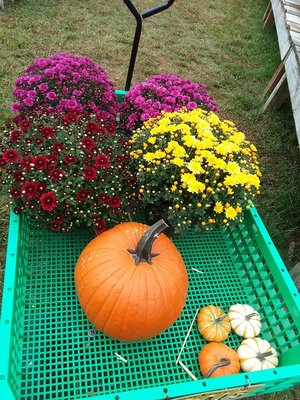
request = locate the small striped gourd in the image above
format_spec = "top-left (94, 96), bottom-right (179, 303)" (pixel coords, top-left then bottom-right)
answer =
top-left (228, 304), bottom-right (261, 338)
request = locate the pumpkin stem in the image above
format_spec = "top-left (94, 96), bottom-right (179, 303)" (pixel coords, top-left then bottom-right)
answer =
top-left (215, 314), bottom-right (228, 323)
top-left (127, 219), bottom-right (169, 265)
top-left (245, 312), bottom-right (258, 320)
top-left (257, 351), bottom-right (273, 360)
top-left (204, 358), bottom-right (231, 378)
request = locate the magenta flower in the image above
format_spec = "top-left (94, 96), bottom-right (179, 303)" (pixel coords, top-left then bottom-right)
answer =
top-left (12, 52), bottom-right (118, 122)
top-left (119, 74), bottom-right (218, 132)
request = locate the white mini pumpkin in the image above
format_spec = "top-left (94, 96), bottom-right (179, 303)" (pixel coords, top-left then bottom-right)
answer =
top-left (237, 337), bottom-right (278, 372)
top-left (228, 304), bottom-right (261, 338)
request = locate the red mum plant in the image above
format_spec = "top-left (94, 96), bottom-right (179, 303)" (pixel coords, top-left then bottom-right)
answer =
top-left (11, 52), bottom-right (118, 123)
top-left (0, 113), bottom-right (139, 232)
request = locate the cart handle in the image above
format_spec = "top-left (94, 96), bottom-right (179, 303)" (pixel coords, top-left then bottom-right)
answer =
top-left (123, 0), bottom-right (175, 91)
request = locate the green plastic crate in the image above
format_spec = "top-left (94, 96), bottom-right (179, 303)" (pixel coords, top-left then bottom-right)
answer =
top-left (0, 206), bottom-right (300, 400)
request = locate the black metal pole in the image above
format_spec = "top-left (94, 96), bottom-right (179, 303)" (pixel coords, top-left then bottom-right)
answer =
top-left (123, 0), bottom-right (175, 91)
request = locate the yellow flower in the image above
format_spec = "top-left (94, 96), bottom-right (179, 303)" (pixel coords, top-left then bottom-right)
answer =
top-left (236, 205), bottom-right (243, 213)
top-left (143, 152), bottom-right (156, 162)
top-left (187, 180), bottom-right (206, 194)
top-left (173, 145), bottom-right (186, 158)
top-left (247, 174), bottom-right (260, 189)
top-left (187, 159), bottom-right (204, 174)
top-left (154, 150), bottom-right (166, 159)
top-left (214, 201), bottom-right (223, 213)
top-left (196, 120), bottom-right (211, 133)
top-left (229, 131), bottom-right (245, 145)
top-left (224, 120), bottom-right (235, 127)
top-left (196, 150), bottom-right (214, 164)
top-left (227, 161), bottom-right (240, 174)
top-left (220, 122), bottom-right (231, 135)
top-left (225, 206), bottom-right (237, 220)
top-left (148, 137), bottom-right (156, 144)
top-left (181, 173), bottom-right (195, 185)
top-left (215, 141), bottom-right (240, 155)
top-left (183, 134), bottom-right (196, 148)
top-left (208, 113), bottom-right (221, 126)
top-left (213, 158), bottom-right (227, 170)
top-left (250, 144), bottom-right (257, 152)
top-left (171, 157), bottom-right (184, 167)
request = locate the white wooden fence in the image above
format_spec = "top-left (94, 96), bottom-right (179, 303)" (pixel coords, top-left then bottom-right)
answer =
top-left (263, 0), bottom-right (300, 147)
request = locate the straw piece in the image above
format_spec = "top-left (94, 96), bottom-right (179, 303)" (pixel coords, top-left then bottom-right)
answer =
top-left (114, 352), bottom-right (128, 363)
top-left (191, 268), bottom-right (204, 274)
top-left (178, 360), bottom-right (198, 381)
top-left (176, 308), bottom-right (199, 363)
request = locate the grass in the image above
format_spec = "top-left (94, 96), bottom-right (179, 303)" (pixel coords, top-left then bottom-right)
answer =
top-left (0, 0), bottom-right (299, 398)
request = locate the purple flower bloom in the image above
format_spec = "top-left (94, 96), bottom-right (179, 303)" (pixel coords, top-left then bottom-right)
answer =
top-left (11, 103), bottom-right (21, 112)
top-left (11, 52), bottom-right (118, 122)
top-left (119, 74), bottom-right (218, 132)
top-left (46, 91), bottom-right (58, 101)
top-left (38, 83), bottom-right (48, 92)
top-left (23, 97), bottom-right (35, 107)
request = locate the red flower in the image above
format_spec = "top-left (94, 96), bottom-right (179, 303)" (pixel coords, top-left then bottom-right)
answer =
top-left (34, 156), bottom-right (48, 171)
top-left (47, 154), bottom-right (59, 169)
top-left (115, 155), bottom-right (123, 163)
top-left (51, 223), bottom-right (61, 231)
top-left (3, 150), bottom-right (20, 163)
top-left (9, 187), bottom-right (22, 198)
top-left (19, 119), bottom-right (32, 133)
top-left (22, 181), bottom-right (39, 199)
top-left (39, 126), bottom-right (55, 139)
top-left (40, 192), bottom-right (58, 212)
top-left (13, 171), bottom-right (24, 182)
top-left (0, 156), bottom-right (7, 169)
top-left (83, 166), bottom-right (97, 181)
top-left (10, 130), bottom-right (22, 143)
top-left (52, 142), bottom-right (65, 153)
top-left (81, 137), bottom-right (96, 151)
top-left (21, 157), bottom-right (35, 171)
top-left (62, 112), bottom-right (80, 125)
top-left (98, 193), bottom-right (110, 204)
top-left (49, 168), bottom-right (63, 182)
top-left (95, 154), bottom-right (110, 169)
top-left (54, 215), bottom-right (64, 224)
top-left (109, 195), bottom-right (121, 208)
top-left (93, 217), bottom-right (107, 235)
top-left (63, 154), bottom-right (78, 165)
top-left (107, 124), bottom-right (117, 135)
top-left (85, 121), bottom-right (100, 135)
top-left (76, 189), bottom-right (89, 201)
top-left (36, 182), bottom-right (47, 194)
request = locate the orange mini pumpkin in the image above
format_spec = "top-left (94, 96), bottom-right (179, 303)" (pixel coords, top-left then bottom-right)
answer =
top-left (74, 219), bottom-right (188, 342)
top-left (197, 305), bottom-right (231, 342)
top-left (198, 343), bottom-right (240, 378)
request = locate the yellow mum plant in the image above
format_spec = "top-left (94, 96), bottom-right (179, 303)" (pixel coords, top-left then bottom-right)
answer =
top-left (130, 108), bottom-right (261, 235)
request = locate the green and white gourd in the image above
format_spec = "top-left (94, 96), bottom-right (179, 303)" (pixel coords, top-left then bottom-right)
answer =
top-left (237, 337), bottom-right (278, 371)
top-left (228, 304), bottom-right (261, 338)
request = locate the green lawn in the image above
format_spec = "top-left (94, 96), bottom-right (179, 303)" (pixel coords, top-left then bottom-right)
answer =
top-left (0, 1), bottom-right (299, 399)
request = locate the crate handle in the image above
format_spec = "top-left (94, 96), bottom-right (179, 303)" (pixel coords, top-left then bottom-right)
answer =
top-left (123, 0), bottom-right (175, 91)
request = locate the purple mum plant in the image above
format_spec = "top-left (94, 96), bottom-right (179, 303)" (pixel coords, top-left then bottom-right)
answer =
top-left (11, 53), bottom-right (118, 123)
top-left (119, 74), bottom-right (218, 132)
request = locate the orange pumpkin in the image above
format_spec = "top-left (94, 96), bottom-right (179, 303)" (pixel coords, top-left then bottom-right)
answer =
top-left (197, 305), bottom-right (231, 342)
top-left (74, 219), bottom-right (188, 342)
top-left (198, 343), bottom-right (240, 378)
